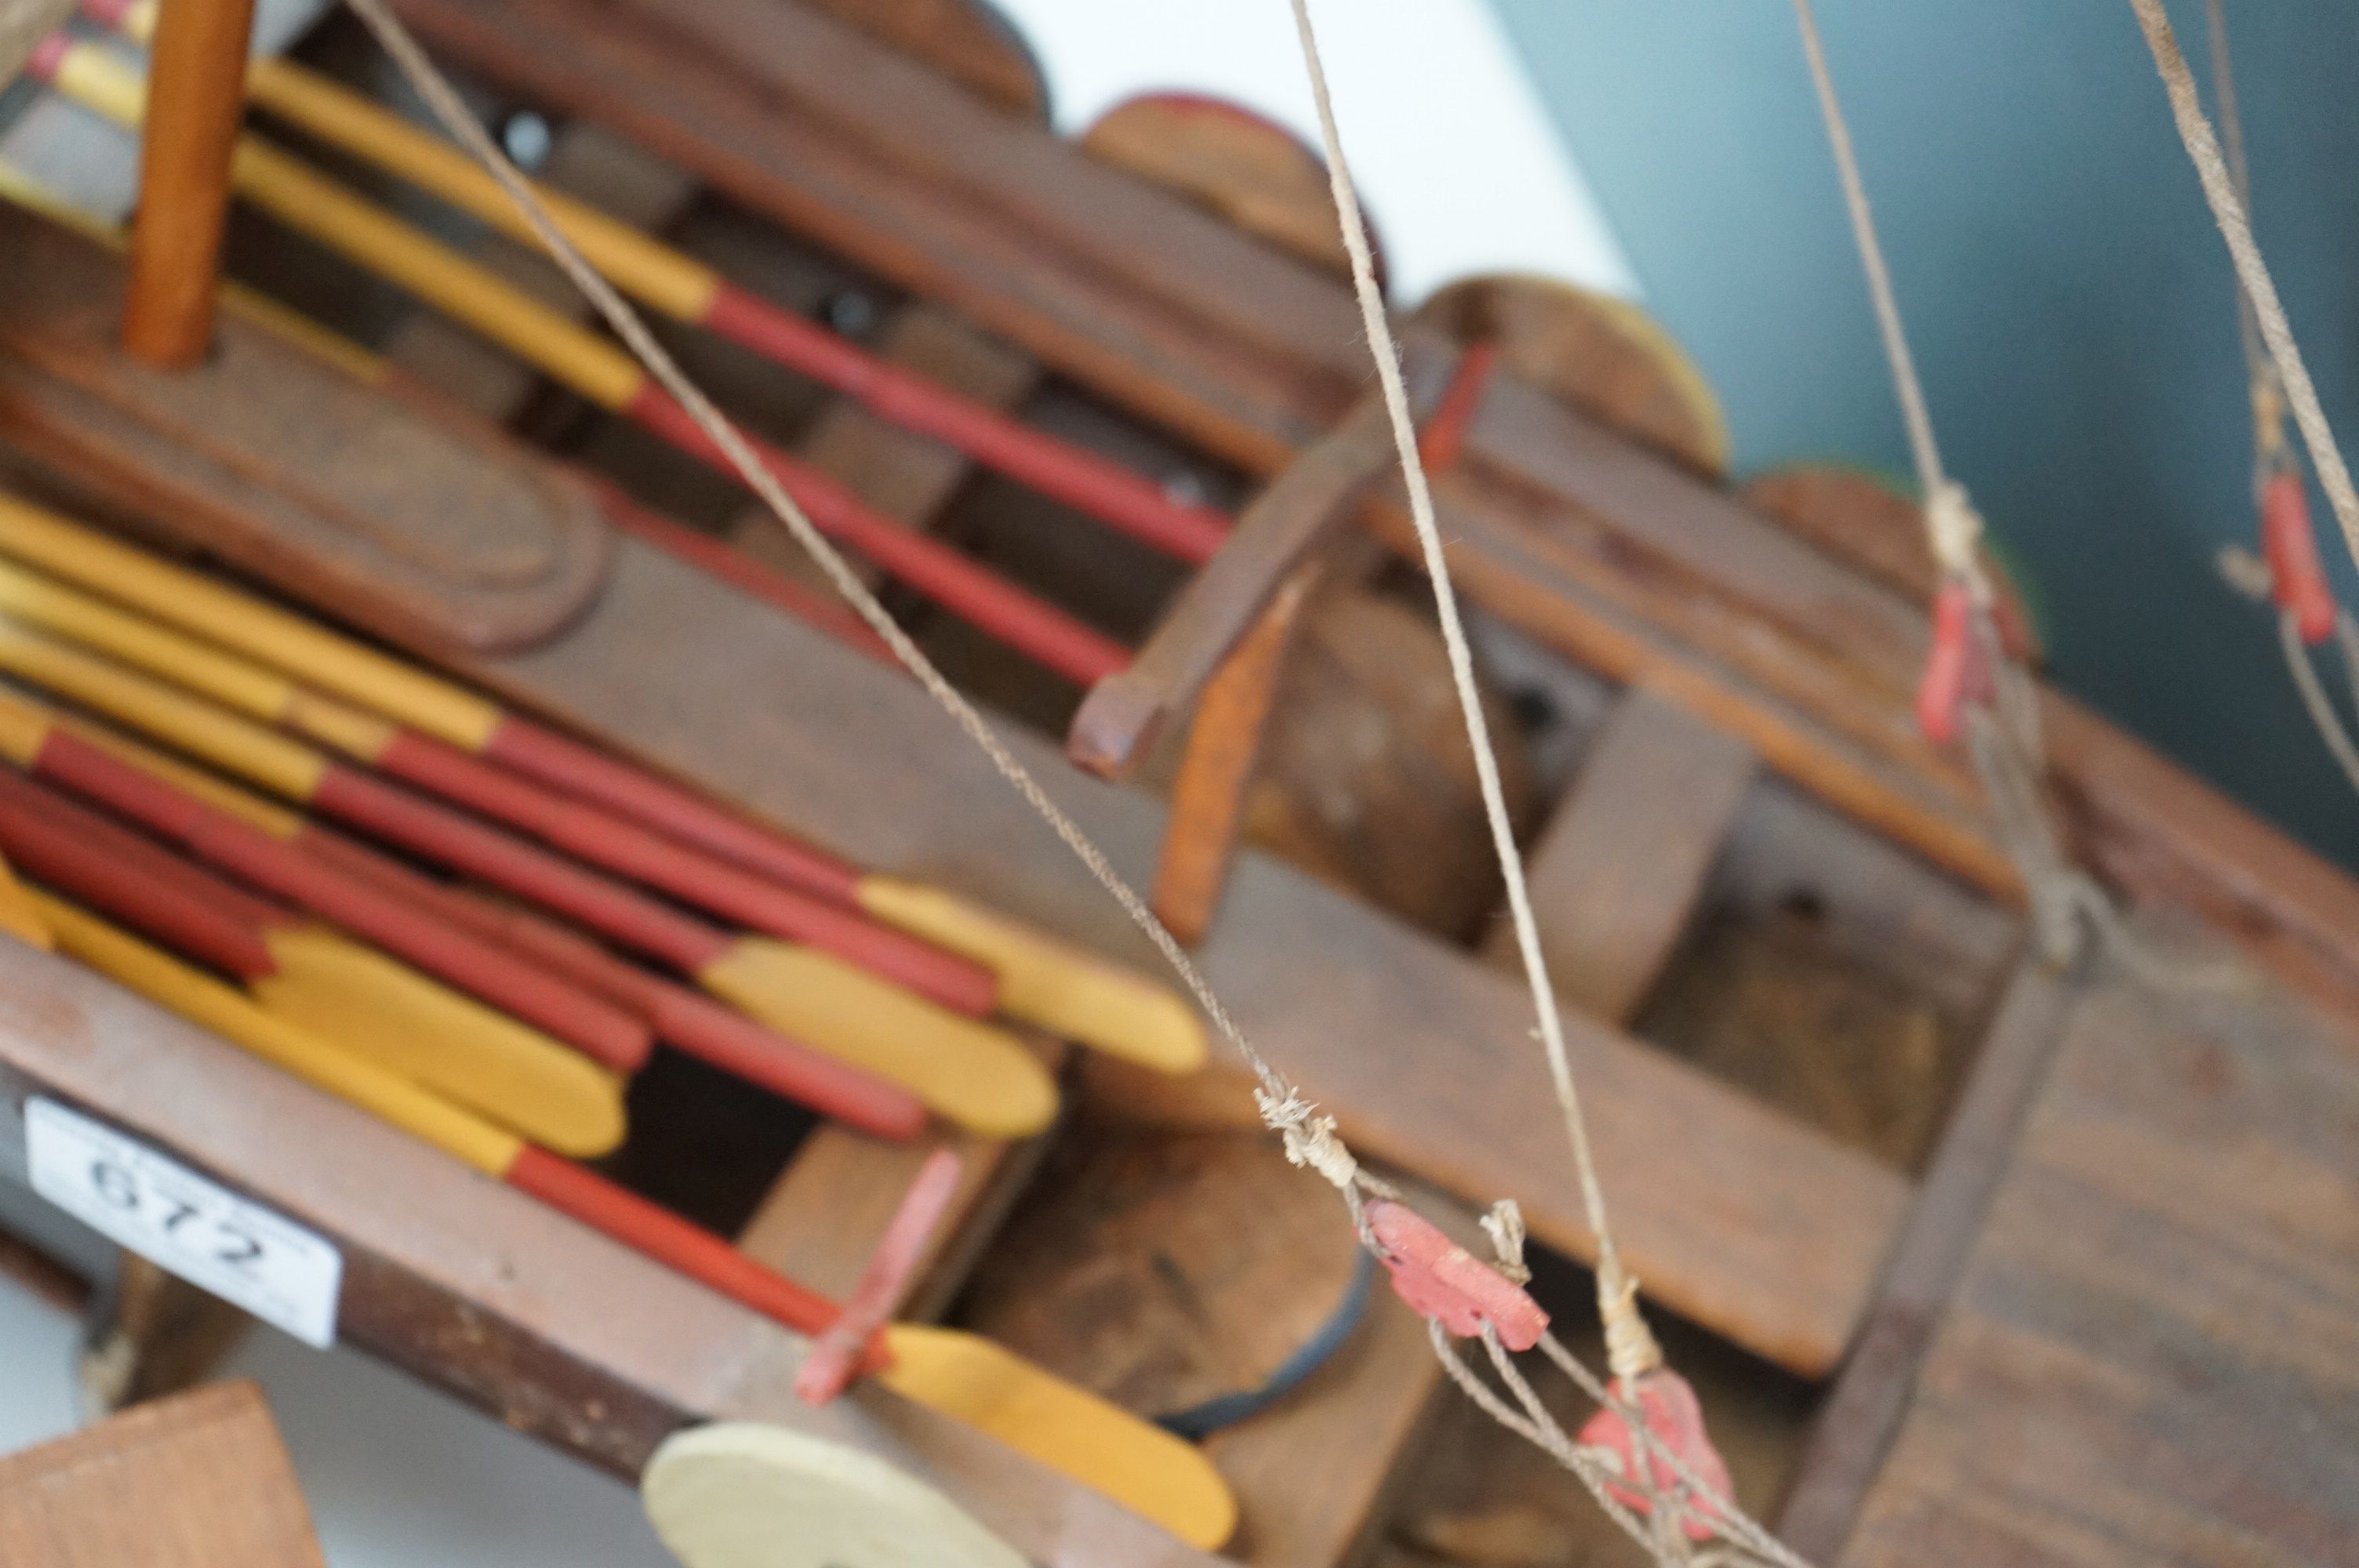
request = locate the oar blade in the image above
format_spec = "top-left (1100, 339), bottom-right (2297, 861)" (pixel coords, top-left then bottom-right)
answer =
top-left (880, 1323), bottom-right (1238, 1552)
top-left (859, 878), bottom-right (1206, 1073)
top-left (256, 927), bottom-right (627, 1157)
top-left (698, 941), bottom-right (1056, 1139)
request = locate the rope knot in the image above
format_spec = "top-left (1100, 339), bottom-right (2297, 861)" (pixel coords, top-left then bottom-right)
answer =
top-left (1480, 1199), bottom-right (1532, 1285)
top-left (1255, 1086), bottom-right (1359, 1192)
top-left (1925, 480), bottom-right (1987, 587)
top-left (1598, 1265), bottom-right (1664, 1386)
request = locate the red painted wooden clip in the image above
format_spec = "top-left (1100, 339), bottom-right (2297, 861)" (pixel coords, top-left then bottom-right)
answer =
top-left (1576, 1368), bottom-right (1734, 1544)
top-left (795, 1148), bottom-right (965, 1405)
top-left (1416, 339), bottom-right (1503, 475)
top-left (2262, 469), bottom-right (2337, 647)
top-left (1364, 1198), bottom-right (1547, 1351)
top-left (1915, 578), bottom-right (1992, 746)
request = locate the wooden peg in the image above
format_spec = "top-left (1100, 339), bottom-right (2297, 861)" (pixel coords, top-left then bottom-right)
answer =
top-left (122, 0), bottom-right (257, 367)
top-left (1150, 561), bottom-right (1321, 946)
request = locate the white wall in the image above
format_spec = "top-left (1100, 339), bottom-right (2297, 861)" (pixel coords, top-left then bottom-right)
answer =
top-left (995, 0), bottom-right (1638, 304)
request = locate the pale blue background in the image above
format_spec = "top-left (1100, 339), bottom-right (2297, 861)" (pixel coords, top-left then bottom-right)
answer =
top-left (1491, 0), bottom-right (2359, 868)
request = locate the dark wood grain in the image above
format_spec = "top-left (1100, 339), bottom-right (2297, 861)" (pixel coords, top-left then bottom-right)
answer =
top-left (0, 210), bottom-right (612, 655)
top-left (1489, 687), bottom-right (1755, 1024)
top-left (1839, 964), bottom-right (2359, 1566)
top-left (1777, 956), bottom-right (2077, 1559)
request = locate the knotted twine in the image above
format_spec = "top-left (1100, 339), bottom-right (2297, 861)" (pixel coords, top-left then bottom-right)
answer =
top-left (340, 0), bottom-right (1808, 1560)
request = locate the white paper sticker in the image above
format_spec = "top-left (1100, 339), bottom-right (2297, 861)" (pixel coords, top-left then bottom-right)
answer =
top-left (25, 1098), bottom-right (341, 1348)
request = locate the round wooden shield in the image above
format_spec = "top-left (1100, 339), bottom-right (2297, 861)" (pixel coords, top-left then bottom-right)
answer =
top-left (643, 1424), bottom-right (1027, 1568)
top-left (1414, 273), bottom-right (1729, 478)
top-left (1081, 93), bottom-right (1387, 290)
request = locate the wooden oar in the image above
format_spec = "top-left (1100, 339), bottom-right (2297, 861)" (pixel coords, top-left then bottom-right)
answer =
top-left (0, 635), bottom-right (1054, 1138)
top-left (29, 888), bottom-right (1235, 1550)
top-left (0, 496), bottom-right (1206, 1073)
top-left (0, 763), bottom-right (627, 1154)
top-left (46, 710), bottom-right (925, 1138)
top-left (85, 0), bottom-right (1229, 568)
top-left (31, 41), bottom-right (1126, 687)
top-left (0, 846), bottom-right (52, 951)
top-left (0, 684), bottom-right (655, 1069)
top-left (0, 635), bottom-right (1038, 1135)
top-left (0, 554), bottom-right (995, 1014)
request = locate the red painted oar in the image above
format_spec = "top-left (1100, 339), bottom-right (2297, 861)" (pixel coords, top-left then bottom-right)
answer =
top-left (298, 828), bottom-right (926, 1140)
top-left (0, 660), bottom-right (1051, 1138)
top-left (34, 885), bottom-right (1230, 1547)
top-left (590, 483), bottom-right (898, 666)
top-left (0, 499), bottom-right (1202, 1075)
top-left (0, 493), bottom-right (874, 899)
top-left (0, 698), bottom-right (649, 1069)
top-left (0, 763), bottom-right (631, 1154)
top-left (122, 24), bottom-right (1232, 565)
top-left (0, 618), bottom-right (993, 1018)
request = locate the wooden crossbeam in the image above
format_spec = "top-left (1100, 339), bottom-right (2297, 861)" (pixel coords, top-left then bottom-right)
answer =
top-left (1488, 687), bottom-right (1755, 1025)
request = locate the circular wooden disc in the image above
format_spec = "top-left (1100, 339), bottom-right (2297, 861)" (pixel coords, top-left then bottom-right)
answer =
top-left (1414, 274), bottom-right (1728, 477)
top-left (643, 1425), bottom-right (1027, 1568)
top-left (800, 0), bottom-right (1050, 122)
top-left (1081, 93), bottom-right (1386, 289)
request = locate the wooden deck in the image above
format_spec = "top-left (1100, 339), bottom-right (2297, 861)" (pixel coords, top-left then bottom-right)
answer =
top-left (1835, 961), bottom-right (2359, 1565)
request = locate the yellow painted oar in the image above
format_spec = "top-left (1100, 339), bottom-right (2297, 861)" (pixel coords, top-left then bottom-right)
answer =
top-left (0, 848), bottom-right (52, 950)
top-left (0, 556), bottom-right (1001, 1016)
top-left (0, 625), bottom-right (1054, 1138)
top-left (0, 494), bottom-right (1205, 1074)
top-left (33, 889), bottom-right (1236, 1550)
top-left (0, 724), bottom-right (625, 1153)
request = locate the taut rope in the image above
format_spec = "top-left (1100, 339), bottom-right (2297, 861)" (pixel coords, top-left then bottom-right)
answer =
top-left (340, 0), bottom-right (1805, 1560)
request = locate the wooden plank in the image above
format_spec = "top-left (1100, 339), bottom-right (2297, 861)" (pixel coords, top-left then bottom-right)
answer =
top-left (1487, 686), bottom-right (1754, 1024)
top-left (0, 1381), bottom-right (323, 1568)
top-left (0, 941), bottom-right (1223, 1566)
top-left (1776, 957), bottom-right (2077, 1560)
top-left (0, 213), bottom-right (611, 655)
top-left (1067, 391), bottom-right (1400, 779)
top-left (1838, 963), bottom-right (2359, 1566)
top-left (472, 539), bottom-right (1910, 1378)
top-left (1152, 561), bottom-right (1319, 946)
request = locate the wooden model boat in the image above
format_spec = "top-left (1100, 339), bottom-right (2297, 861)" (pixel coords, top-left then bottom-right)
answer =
top-left (0, 2), bottom-right (2350, 1563)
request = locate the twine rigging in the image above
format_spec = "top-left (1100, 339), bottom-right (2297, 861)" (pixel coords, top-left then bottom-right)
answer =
top-left (1279, 0), bottom-right (1654, 1384)
top-left (2198, 0), bottom-right (2359, 800)
top-left (340, 0), bottom-right (1818, 1555)
top-left (2129, 0), bottom-right (2359, 575)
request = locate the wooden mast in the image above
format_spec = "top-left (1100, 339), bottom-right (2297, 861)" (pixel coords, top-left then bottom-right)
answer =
top-left (122, 0), bottom-right (256, 366)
